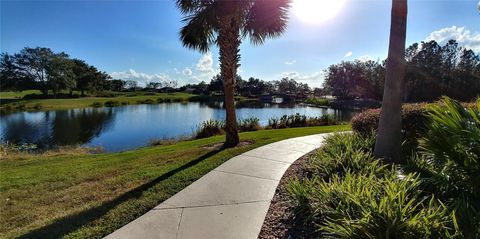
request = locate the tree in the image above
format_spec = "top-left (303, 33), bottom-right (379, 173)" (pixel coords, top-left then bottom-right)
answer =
top-left (0, 53), bottom-right (33, 91)
top-left (124, 80), bottom-right (138, 90)
top-left (108, 79), bottom-right (126, 92)
top-left (46, 53), bottom-right (76, 97)
top-left (15, 47), bottom-right (55, 95)
top-left (71, 59), bottom-right (97, 96)
top-left (176, 0), bottom-right (290, 147)
top-left (374, 0), bottom-right (408, 163)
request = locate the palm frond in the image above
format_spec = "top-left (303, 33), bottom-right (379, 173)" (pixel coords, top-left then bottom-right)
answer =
top-left (179, 5), bottom-right (218, 53)
top-left (243, 0), bottom-right (291, 45)
top-left (175, 0), bottom-right (213, 14)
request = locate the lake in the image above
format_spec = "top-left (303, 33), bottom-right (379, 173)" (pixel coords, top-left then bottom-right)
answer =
top-left (0, 102), bottom-right (359, 152)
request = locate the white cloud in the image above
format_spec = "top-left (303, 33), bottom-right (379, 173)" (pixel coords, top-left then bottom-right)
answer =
top-left (182, 67), bottom-right (192, 76)
top-left (285, 60), bottom-right (296, 65)
top-left (173, 68), bottom-right (180, 74)
top-left (190, 52), bottom-right (217, 82)
top-left (110, 69), bottom-right (172, 86)
top-left (344, 51), bottom-right (352, 58)
top-left (357, 55), bottom-right (374, 62)
top-left (196, 52), bottom-right (216, 75)
top-left (281, 71), bottom-right (325, 88)
top-left (426, 26), bottom-right (480, 52)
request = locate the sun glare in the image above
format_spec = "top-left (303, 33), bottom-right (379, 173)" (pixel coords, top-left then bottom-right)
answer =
top-left (292, 0), bottom-right (347, 24)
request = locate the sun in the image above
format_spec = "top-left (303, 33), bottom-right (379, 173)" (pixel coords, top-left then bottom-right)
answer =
top-left (292, 0), bottom-right (347, 24)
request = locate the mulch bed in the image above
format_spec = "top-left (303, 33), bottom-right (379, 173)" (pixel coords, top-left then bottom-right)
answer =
top-left (258, 150), bottom-right (317, 239)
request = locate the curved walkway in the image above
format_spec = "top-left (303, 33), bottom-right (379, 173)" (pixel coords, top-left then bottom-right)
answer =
top-left (105, 133), bottom-right (332, 239)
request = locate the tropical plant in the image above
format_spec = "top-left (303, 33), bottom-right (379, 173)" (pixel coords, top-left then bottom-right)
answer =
top-left (176, 0), bottom-right (291, 147)
top-left (237, 117), bottom-right (261, 132)
top-left (407, 97), bottom-right (480, 237)
top-left (375, 0), bottom-right (408, 163)
top-left (306, 132), bottom-right (386, 179)
top-left (288, 172), bottom-right (457, 239)
top-left (195, 119), bottom-right (225, 139)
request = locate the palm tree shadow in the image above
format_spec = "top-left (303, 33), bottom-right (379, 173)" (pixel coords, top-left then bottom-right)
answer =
top-left (18, 149), bottom-right (223, 239)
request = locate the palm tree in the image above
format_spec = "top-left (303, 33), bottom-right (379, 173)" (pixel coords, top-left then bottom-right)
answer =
top-left (374, 0), bottom-right (408, 163)
top-left (176, 0), bottom-right (290, 147)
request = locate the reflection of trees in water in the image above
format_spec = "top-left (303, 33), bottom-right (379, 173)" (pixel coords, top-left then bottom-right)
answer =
top-left (1, 108), bottom-right (114, 148)
top-left (51, 108), bottom-right (114, 146)
top-left (199, 100), bottom-right (299, 109)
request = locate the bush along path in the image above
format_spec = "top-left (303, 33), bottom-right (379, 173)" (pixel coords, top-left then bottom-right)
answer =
top-left (105, 133), bottom-right (335, 239)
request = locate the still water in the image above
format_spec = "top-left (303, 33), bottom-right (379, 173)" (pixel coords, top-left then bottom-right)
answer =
top-left (1, 102), bottom-right (358, 152)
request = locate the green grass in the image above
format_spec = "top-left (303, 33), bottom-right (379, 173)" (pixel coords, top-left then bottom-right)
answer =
top-left (0, 125), bottom-right (350, 239)
top-left (0, 90), bottom-right (44, 99)
top-left (0, 92), bottom-right (199, 112)
top-left (304, 98), bottom-right (330, 106)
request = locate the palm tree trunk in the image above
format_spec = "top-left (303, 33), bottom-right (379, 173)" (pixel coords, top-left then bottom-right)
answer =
top-left (218, 16), bottom-right (240, 148)
top-left (374, 0), bottom-right (408, 163)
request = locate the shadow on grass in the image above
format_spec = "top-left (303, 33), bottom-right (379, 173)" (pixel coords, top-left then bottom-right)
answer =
top-left (18, 149), bottom-right (223, 239)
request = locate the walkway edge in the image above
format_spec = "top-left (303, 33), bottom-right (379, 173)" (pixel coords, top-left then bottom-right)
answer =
top-left (105, 133), bottom-right (333, 239)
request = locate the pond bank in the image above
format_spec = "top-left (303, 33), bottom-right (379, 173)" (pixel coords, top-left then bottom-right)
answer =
top-left (0, 125), bottom-right (350, 238)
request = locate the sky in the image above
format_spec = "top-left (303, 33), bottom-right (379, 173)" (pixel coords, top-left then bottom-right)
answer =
top-left (1, 0), bottom-right (479, 88)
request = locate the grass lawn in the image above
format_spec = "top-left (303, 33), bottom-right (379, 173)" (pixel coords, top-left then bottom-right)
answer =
top-left (0, 92), bottom-right (201, 112)
top-left (0, 125), bottom-right (350, 239)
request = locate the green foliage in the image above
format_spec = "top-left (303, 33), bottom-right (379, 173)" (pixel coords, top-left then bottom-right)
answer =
top-left (304, 98), bottom-right (330, 106)
top-left (351, 104), bottom-right (429, 140)
top-left (91, 102), bottom-right (103, 108)
top-left (289, 172), bottom-right (456, 238)
top-left (321, 40), bottom-right (480, 102)
top-left (420, 97), bottom-right (480, 175)
top-left (195, 119), bottom-right (225, 139)
top-left (104, 100), bottom-right (120, 107)
top-left (137, 98), bottom-right (155, 104)
top-left (407, 97), bottom-right (480, 238)
top-left (237, 117), bottom-right (261, 132)
top-left (306, 133), bottom-right (386, 179)
top-left (268, 113), bottom-right (338, 129)
top-left (288, 132), bottom-right (459, 238)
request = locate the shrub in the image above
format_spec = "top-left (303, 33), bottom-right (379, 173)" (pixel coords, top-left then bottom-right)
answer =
top-left (91, 102), bottom-right (103, 108)
top-left (33, 103), bottom-right (42, 110)
top-left (237, 118), bottom-right (261, 132)
top-left (157, 98), bottom-right (164, 103)
top-left (288, 172), bottom-right (456, 238)
top-left (268, 113), bottom-right (338, 129)
top-left (104, 100), bottom-right (120, 107)
top-left (351, 104), bottom-right (429, 142)
top-left (136, 99), bottom-right (155, 104)
top-left (306, 132), bottom-right (386, 179)
top-left (143, 99), bottom-right (154, 104)
top-left (407, 97), bottom-right (480, 237)
top-left (164, 98), bottom-right (172, 103)
top-left (195, 119), bottom-right (225, 139)
top-left (173, 98), bottom-right (184, 102)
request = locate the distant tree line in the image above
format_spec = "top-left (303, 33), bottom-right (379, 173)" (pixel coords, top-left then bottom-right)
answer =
top-left (323, 39), bottom-right (480, 102)
top-left (179, 75), bottom-right (311, 97)
top-left (0, 47), bottom-right (124, 97)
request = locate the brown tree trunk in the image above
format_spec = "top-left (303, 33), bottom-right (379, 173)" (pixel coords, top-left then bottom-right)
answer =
top-left (218, 16), bottom-right (240, 148)
top-left (374, 0), bottom-right (408, 164)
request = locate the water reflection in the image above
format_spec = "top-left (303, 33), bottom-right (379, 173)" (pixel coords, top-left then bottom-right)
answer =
top-left (1, 108), bottom-right (114, 148)
top-left (1, 102), bottom-right (359, 152)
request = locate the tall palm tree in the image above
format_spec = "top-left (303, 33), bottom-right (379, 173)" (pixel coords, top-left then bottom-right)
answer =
top-left (374, 0), bottom-right (408, 163)
top-left (176, 0), bottom-right (290, 147)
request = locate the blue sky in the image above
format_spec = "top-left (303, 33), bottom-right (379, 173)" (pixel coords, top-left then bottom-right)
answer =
top-left (1, 0), bottom-right (479, 87)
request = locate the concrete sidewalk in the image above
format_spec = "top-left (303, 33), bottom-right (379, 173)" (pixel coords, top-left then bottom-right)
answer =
top-left (105, 133), bottom-right (331, 239)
